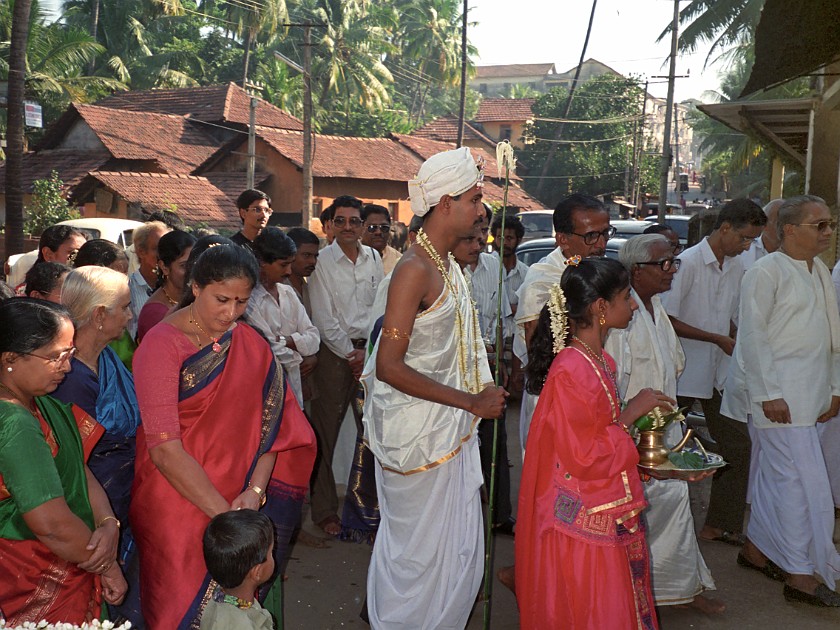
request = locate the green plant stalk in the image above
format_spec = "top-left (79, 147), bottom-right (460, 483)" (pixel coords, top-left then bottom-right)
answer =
top-left (483, 160), bottom-right (510, 629)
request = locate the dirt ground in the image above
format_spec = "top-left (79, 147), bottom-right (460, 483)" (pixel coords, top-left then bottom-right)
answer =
top-left (281, 405), bottom-right (840, 629)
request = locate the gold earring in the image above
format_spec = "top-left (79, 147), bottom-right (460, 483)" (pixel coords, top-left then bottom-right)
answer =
top-left (599, 313), bottom-right (606, 326)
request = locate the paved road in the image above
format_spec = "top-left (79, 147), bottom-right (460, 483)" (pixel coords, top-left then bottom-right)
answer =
top-left (282, 405), bottom-right (840, 629)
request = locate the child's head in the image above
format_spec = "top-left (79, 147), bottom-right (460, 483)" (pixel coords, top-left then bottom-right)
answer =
top-left (203, 509), bottom-right (275, 590)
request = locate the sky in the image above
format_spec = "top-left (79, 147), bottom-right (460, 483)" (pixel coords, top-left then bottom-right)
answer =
top-left (41, 0), bottom-right (728, 102)
top-left (470, 0), bottom-right (728, 103)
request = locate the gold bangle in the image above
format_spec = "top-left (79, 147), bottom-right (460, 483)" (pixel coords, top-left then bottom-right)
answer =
top-left (381, 327), bottom-right (410, 340)
top-left (97, 516), bottom-right (120, 529)
top-left (249, 485), bottom-right (267, 507)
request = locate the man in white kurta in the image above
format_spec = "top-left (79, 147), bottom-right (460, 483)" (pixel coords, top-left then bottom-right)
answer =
top-left (723, 195), bottom-right (840, 606)
top-left (514, 194), bottom-right (613, 451)
top-left (362, 147), bottom-right (506, 628)
top-left (606, 235), bottom-right (720, 612)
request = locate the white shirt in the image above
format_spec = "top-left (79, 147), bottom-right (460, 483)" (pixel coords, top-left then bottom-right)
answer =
top-left (464, 252), bottom-right (512, 344)
top-left (309, 240), bottom-right (383, 357)
top-left (381, 245), bottom-right (402, 275)
top-left (128, 269), bottom-right (153, 339)
top-left (502, 255), bottom-right (529, 308)
top-left (722, 252), bottom-right (840, 428)
top-left (246, 283), bottom-right (321, 406)
top-left (513, 246), bottom-right (567, 365)
top-left (831, 258), bottom-right (840, 316)
top-left (738, 234), bottom-right (770, 271)
top-left (661, 237), bottom-right (743, 399)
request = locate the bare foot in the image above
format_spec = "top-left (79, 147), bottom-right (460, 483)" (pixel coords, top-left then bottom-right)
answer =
top-left (676, 594), bottom-right (725, 614)
top-left (315, 515), bottom-right (342, 537)
top-left (497, 565), bottom-right (515, 595)
top-left (295, 529), bottom-right (331, 548)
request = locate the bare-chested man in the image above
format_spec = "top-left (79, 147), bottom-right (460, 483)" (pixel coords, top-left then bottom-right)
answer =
top-left (361, 147), bottom-right (507, 629)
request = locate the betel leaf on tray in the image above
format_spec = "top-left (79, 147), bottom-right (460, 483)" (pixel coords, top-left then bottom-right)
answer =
top-left (668, 450), bottom-right (705, 470)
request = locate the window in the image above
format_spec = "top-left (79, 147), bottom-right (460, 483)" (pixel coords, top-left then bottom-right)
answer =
top-left (500, 125), bottom-right (512, 141)
top-left (479, 83), bottom-right (487, 95)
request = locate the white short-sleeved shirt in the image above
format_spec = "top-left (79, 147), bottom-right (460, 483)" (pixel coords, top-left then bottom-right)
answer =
top-left (661, 237), bottom-right (743, 399)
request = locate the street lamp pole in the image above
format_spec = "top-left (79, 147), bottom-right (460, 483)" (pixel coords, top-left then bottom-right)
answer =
top-left (302, 23), bottom-right (313, 229)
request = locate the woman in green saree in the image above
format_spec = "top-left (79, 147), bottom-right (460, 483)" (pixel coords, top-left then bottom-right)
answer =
top-left (0, 299), bottom-right (127, 625)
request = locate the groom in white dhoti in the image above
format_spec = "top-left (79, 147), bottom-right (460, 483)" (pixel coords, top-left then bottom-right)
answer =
top-left (606, 234), bottom-right (723, 614)
top-left (724, 195), bottom-right (840, 607)
top-left (361, 147), bottom-right (508, 628)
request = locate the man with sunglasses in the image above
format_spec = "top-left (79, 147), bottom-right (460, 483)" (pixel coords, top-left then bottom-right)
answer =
top-left (723, 195), bottom-right (840, 607)
top-left (661, 198), bottom-right (766, 548)
top-left (361, 204), bottom-right (402, 274)
top-left (309, 194), bottom-right (384, 537)
top-left (606, 234), bottom-right (723, 615)
top-left (231, 189), bottom-right (272, 252)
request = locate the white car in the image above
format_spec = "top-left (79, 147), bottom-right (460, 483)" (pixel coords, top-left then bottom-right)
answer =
top-left (5, 217), bottom-right (143, 286)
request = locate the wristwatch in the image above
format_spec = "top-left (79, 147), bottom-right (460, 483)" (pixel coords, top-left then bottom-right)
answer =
top-left (249, 484), bottom-right (268, 507)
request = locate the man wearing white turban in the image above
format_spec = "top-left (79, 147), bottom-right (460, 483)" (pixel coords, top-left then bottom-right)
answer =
top-left (362, 147), bottom-right (507, 628)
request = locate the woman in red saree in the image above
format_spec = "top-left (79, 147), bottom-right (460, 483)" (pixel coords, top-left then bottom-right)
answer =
top-left (131, 244), bottom-right (316, 629)
top-left (516, 258), bottom-right (674, 629)
top-left (0, 299), bottom-right (126, 624)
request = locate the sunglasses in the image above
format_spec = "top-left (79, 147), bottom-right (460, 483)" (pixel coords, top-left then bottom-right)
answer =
top-left (637, 258), bottom-right (681, 272)
top-left (569, 226), bottom-right (617, 245)
top-left (796, 220), bottom-right (837, 232)
top-left (333, 216), bottom-right (363, 228)
top-left (366, 224), bottom-right (391, 234)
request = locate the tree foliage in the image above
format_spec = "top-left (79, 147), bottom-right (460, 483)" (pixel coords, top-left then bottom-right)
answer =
top-left (519, 75), bottom-right (657, 206)
top-left (25, 170), bottom-right (80, 235)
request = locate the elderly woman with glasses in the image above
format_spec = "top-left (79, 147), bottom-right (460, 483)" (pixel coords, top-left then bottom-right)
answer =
top-left (51, 267), bottom-right (141, 622)
top-left (0, 299), bottom-right (127, 624)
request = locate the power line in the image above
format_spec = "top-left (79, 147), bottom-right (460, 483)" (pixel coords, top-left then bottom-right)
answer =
top-left (534, 114), bottom-right (642, 124)
top-left (519, 170), bottom-right (627, 179)
top-left (534, 133), bottom-right (634, 144)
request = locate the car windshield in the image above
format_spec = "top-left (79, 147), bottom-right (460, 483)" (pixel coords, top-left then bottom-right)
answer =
top-left (664, 221), bottom-right (689, 240)
top-left (518, 213), bottom-right (554, 239)
top-left (121, 230), bottom-right (134, 247)
top-left (73, 228), bottom-right (101, 240)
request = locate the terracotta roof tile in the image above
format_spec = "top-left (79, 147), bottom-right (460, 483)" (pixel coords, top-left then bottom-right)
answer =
top-left (256, 128), bottom-right (423, 180)
top-left (390, 134), bottom-right (544, 210)
top-left (474, 64), bottom-right (555, 79)
top-left (203, 172), bottom-right (271, 201)
top-left (71, 104), bottom-right (220, 174)
top-left (87, 171), bottom-right (240, 231)
top-left (475, 98), bottom-right (536, 123)
top-left (96, 83), bottom-right (303, 131)
top-left (411, 116), bottom-right (495, 146)
top-left (0, 150), bottom-right (110, 195)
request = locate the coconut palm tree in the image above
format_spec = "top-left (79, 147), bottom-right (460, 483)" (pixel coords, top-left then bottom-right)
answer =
top-left (657, 0), bottom-right (765, 66)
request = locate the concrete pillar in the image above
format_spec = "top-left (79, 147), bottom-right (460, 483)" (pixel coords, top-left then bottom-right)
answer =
top-left (770, 157), bottom-right (785, 199)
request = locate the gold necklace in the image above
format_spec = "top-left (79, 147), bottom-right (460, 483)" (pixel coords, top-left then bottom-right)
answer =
top-left (572, 335), bottom-right (617, 385)
top-left (416, 229), bottom-right (481, 394)
top-left (162, 286), bottom-right (178, 306)
top-left (190, 305), bottom-right (222, 353)
top-left (0, 381), bottom-right (36, 413)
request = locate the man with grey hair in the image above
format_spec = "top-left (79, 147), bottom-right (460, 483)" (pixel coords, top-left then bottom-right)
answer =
top-left (740, 198), bottom-right (783, 270)
top-left (724, 194), bottom-right (840, 606)
top-left (606, 234), bottom-right (722, 613)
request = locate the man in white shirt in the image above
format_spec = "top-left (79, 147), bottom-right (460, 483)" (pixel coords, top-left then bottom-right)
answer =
top-left (661, 198), bottom-right (765, 546)
top-left (514, 194), bottom-right (614, 449)
top-left (724, 195), bottom-right (840, 607)
top-left (308, 195), bottom-right (384, 536)
top-left (739, 198), bottom-right (783, 271)
top-left (128, 220), bottom-right (170, 339)
top-left (361, 204), bottom-right (402, 275)
top-left (607, 234), bottom-right (722, 614)
top-left (247, 227), bottom-right (320, 407)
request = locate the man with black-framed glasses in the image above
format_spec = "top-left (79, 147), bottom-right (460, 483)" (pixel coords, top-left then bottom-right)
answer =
top-left (231, 189), bottom-right (272, 252)
top-left (361, 204), bottom-right (402, 274)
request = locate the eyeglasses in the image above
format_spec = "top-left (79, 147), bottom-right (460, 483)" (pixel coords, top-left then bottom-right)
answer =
top-left (333, 216), bottom-right (363, 228)
top-left (248, 206), bottom-right (273, 215)
top-left (671, 244), bottom-right (685, 254)
top-left (366, 224), bottom-right (391, 234)
top-left (796, 220), bottom-right (837, 232)
top-left (569, 226), bottom-right (617, 245)
top-left (25, 346), bottom-right (77, 366)
top-left (735, 233), bottom-right (756, 244)
top-left (637, 258), bottom-right (681, 272)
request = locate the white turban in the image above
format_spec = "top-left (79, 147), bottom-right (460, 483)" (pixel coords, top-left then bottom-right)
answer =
top-left (408, 147), bottom-right (483, 217)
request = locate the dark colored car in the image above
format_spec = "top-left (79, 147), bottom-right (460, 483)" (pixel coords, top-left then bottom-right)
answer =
top-left (515, 237), bottom-right (625, 267)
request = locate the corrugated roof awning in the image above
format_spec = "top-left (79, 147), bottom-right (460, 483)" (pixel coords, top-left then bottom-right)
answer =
top-left (696, 97), bottom-right (816, 166)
